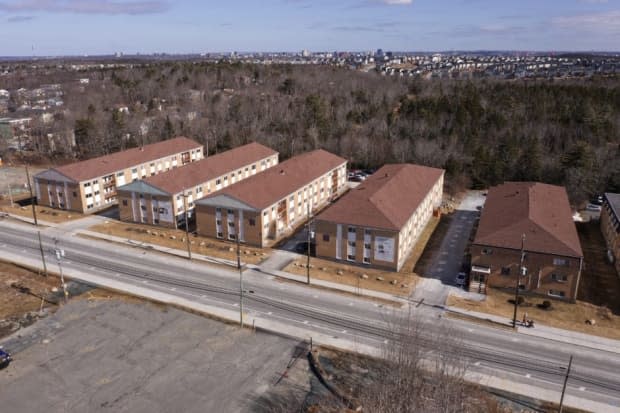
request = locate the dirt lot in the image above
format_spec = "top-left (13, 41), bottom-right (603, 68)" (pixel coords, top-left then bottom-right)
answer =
top-left (447, 288), bottom-right (620, 340)
top-left (89, 220), bottom-right (270, 265)
top-left (0, 165), bottom-right (44, 198)
top-left (576, 221), bottom-right (620, 315)
top-left (283, 217), bottom-right (440, 296)
top-left (0, 261), bottom-right (134, 339)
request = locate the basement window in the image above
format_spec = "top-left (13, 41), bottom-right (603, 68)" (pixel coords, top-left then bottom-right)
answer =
top-left (216, 232), bottom-right (223, 239)
top-left (548, 289), bottom-right (565, 298)
top-left (501, 267), bottom-right (511, 275)
top-left (323, 234), bottom-right (330, 242)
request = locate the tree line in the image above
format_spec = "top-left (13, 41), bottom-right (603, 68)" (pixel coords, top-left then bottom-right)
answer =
top-left (5, 61), bottom-right (619, 203)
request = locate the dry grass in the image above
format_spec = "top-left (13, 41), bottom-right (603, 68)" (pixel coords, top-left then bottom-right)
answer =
top-left (0, 202), bottom-right (84, 224)
top-left (89, 221), bottom-right (269, 265)
top-left (447, 288), bottom-right (620, 340)
top-left (283, 217), bottom-right (441, 296)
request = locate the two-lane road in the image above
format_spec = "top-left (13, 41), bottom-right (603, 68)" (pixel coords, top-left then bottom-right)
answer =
top-left (1, 220), bottom-right (619, 410)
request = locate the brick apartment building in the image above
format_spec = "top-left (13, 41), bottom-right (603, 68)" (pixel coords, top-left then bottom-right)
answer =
top-left (314, 164), bottom-right (444, 271)
top-left (469, 182), bottom-right (584, 301)
top-left (34, 137), bottom-right (203, 214)
top-left (116, 142), bottom-right (278, 228)
top-left (601, 193), bottom-right (620, 276)
top-left (195, 149), bottom-right (347, 247)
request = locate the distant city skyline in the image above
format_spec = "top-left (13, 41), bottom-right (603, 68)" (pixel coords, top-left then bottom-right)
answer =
top-left (0, 0), bottom-right (619, 56)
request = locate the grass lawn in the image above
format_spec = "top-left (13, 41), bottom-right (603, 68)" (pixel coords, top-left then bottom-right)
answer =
top-left (89, 221), bottom-right (269, 265)
top-left (447, 288), bottom-right (620, 340)
top-left (0, 202), bottom-right (84, 224)
top-left (283, 216), bottom-right (441, 296)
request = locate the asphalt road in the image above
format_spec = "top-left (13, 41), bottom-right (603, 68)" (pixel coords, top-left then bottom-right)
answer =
top-left (1, 219), bottom-right (620, 410)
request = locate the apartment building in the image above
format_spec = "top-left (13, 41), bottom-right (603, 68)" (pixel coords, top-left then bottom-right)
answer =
top-left (314, 164), bottom-right (444, 271)
top-left (470, 182), bottom-right (583, 301)
top-left (601, 193), bottom-right (620, 276)
top-left (116, 142), bottom-right (278, 228)
top-left (34, 137), bottom-right (203, 214)
top-left (195, 149), bottom-right (348, 247)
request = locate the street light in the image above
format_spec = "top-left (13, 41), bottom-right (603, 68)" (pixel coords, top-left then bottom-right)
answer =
top-left (182, 189), bottom-right (192, 261)
top-left (512, 234), bottom-right (526, 328)
top-left (306, 202), bottom-right (313, 285)
top-left (25, 165), bottom-right (47, 277)
top-left (53, 237), bottom-right (68, 303)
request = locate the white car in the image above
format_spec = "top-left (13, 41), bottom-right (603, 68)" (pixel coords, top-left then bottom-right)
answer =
top-left (455, 272), bottom-right (467, 287)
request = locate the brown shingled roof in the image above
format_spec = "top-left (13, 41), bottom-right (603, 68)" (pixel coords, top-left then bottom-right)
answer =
top-left (474, 182), bottom-right (583, 258)
top-left (140, 142), bottom-right (278, 194)
top-left (316, 164), bottom-right (444, 231)
top-left (51, 137), bottom-right (202, 182)
top-left (198, 149), bottom-right (347, 210)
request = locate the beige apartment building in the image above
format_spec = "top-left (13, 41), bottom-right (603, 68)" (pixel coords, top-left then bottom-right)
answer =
top-left (601, 193), bottom-right (620, 276)
top-left (34, 137), bottom-right (203, 214)
top-left (116, 142), bottom-right (278, 228)
top-left (314, 164), bottom-right (444, 271)
top-left (469, 182), bottom-right (583, 301)
top-left (195, 149), bottom-right (348, 247)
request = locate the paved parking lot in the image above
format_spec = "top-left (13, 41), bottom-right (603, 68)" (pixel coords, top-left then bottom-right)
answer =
top-left (0, 299), bottom-right (308, 413)
top-left (412, 191), bottom-right (486, 305)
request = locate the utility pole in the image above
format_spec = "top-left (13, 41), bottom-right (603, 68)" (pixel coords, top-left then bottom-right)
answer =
top-left (237, 229), bottom-right (243, 328)
top-left (53, 238), bottom-right (68, 303)
top-left (7, 183), bottom-right (13, 207)
top-left (512, 234), bottom-right (526, 328)
top-left (559, 355), bottom-right (573, 413)
top-left (26, 165), bottom-right (47, 276)
top-left (182, 189), bottom-right (192, 261)
top-left (306, 202), bottom-right (312, 285)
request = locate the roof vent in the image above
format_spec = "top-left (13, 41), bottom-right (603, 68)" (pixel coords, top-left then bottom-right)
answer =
top-left (384, 173), bottom-right (389, 177)
top-left (280, 169), bottom-right (285, 175)
top-left (139, 147), bottom-right (144, 151)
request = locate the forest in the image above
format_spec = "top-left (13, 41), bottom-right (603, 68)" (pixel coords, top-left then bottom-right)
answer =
top-left (4, 61), bottom-right (619, 203)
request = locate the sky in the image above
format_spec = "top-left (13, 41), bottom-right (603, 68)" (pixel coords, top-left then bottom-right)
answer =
top-left (0, 0), bottom-right (619, 56)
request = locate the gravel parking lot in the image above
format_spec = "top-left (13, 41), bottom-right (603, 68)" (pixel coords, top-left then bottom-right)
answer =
top-left (0, 299), bottom-right (308, 413)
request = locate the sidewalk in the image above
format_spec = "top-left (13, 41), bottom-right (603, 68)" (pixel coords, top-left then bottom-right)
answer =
top-left (447, 306), bottom-right (620, 354)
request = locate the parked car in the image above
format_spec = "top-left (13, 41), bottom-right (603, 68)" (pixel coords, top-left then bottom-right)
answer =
top-left (455, 272), bottom-right (467, 287)
top-left (586, 203), bottom-right (602, 212)
top-left (0, 348), bottom-right (12, 370)
top-left (589, 195), bottom-right (604, 206)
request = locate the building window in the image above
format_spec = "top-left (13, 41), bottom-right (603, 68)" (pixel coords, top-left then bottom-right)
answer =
top-left (132, 168), bottom-right (138, 174)
top-left (323, 234), bottom-right (330, 242)
top-left (197, 186), bottom-right (203, 193)
top-left (83, 182), bottom-right (91, 188)
top-left (216, 207), bottom-right (221, 212)
top-left (228, 222), bottom-right (235, 228)
top-left (553, 258), bottom-right (569, 267)
top-left (72, 191), bottom-right (77, 197)
top-left (229, 234), bottom-right (236, 240)
top-left (117, 172), bottom-right (124, 177)
top-left (348, 227), bottom-right (356, 234)
top-left (216, 178), bottom-right (221, 185)
top-left (216, 232), bottom-right (223, 239)
top-left (216, 220), bottom-right (222, 225)
top-left (363, 257), bottom-right (370, 264)
top-left (482, 248), bottom-right (493, 255)
top-left (551, 273), bottom-right (568, 282)
top-left (364, 229), bottom-right (371, 236)
top-left (153, 206), bottom-right (158, 212)
top-left (249, 219), bottom-right (256, 226)
top-left (122, 200), bottom-right (128, 206)
top-left (154, 219), bottom-right (159, 224)
top-left (141, 205), bottom-right (146, 211)
top-left (227, 209), bottom-right (233, 214)
top-left (347, 254), bottom-right (355, 261)
top-left (159, 208), bottom-right (167, 214)
top-left (364, 243), bottom-right (371, 249)
top-left (548, 289), bottom-right (565, 298)
top-left (348, 241), bottom-right (356, 247)
top-left (501, 267), bottom-right (511, 275)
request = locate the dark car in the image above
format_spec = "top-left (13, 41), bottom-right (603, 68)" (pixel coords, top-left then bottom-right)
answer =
top-left (0, 348), bottom-right (12, 369)
top-left (295, 242), bottom-right (316, 256)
